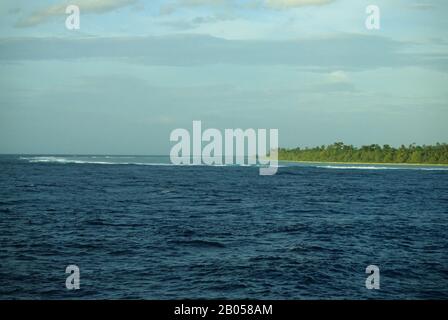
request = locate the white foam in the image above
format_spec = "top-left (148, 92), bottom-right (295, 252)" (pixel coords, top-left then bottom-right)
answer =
top-left (19, 157), bottom-right (445, 170)
top-left (19, 156), bottom-right (283, 168)
top-left (21, 156), bottom-right (175, 166)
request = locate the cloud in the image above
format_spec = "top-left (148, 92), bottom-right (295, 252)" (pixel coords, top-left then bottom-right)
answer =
top-left (408, 3), bottom-right (435, 10)
top-left (16, 0), bottom-right (137, 27)
top-left (160, 0), bottom-right (227, 15)
top-left (316, 70), bottom-right (354, 92)
top-left (0, 34), bottom-right (445, 71)
top-left (160, 0), bottom-right (333, 14)
top-left (326, 70), bottom-right (349, 83)
top-left (191, 14), bottom-right (234, 24)
top-left (161, 14), bottom-right (235, 30)
top-left (178, 0), bottom-right (226, 5)
top-left (264, 0), bottom-right (334, 9)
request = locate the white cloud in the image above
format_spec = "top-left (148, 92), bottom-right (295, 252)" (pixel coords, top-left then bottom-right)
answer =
top-left (16, 0), bottom-right (137, 27)
top-left (327, 70), bottom-right (349, 83)
top-left (265, 0), bottom-right (334, 9)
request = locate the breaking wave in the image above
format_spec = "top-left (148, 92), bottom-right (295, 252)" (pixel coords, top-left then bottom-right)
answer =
top-left (19, 156), bottom-right (284, 168)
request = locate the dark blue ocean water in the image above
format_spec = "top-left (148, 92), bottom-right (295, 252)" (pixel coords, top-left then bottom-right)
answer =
top-left (1, 155), bottom-right (447, 299)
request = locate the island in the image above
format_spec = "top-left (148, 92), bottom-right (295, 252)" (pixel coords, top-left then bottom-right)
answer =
top-left (278, 142), bottom-right (448, 165)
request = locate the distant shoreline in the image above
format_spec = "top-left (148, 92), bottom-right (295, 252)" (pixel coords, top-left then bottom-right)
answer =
top-left (278, 159), bottom-right (448, 167)
top-left (277, 142), bottom-right (448, 166)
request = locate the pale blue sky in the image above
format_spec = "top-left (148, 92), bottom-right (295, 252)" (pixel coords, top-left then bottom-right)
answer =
top-left (0, 0), bottom-right (447, 154)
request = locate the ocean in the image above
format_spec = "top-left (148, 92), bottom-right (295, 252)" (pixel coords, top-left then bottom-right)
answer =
top-left (0, 155), bottom-right (447, 299)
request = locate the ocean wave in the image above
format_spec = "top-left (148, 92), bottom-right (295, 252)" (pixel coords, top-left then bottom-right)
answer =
top-left (20, 156), bottom-right (170, 166)
top-left (19, 156), bottom-right (283, 168)
top-left (21, 156), bottom-right (116, 165)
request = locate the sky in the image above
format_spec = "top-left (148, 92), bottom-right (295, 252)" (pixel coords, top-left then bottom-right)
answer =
top-left (0, 0), bottom-right (447, 154)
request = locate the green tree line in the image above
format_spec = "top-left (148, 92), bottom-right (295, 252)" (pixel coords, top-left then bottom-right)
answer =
top-left (278, 142), bottom-right (448, 164)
